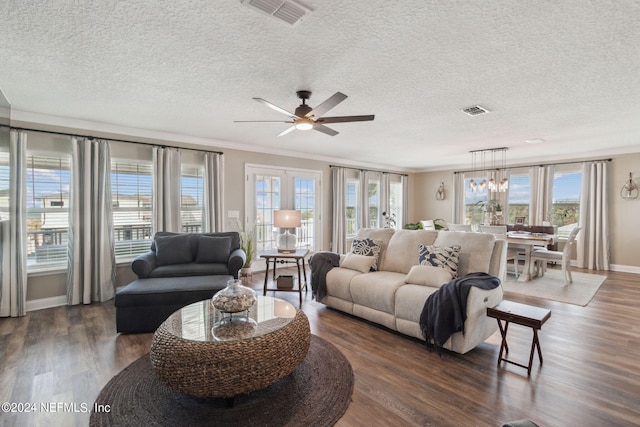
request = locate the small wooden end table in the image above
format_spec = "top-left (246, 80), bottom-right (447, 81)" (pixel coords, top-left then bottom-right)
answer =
top-left (260, 248), bottom-right (309, 307)
top-left (487, 300), bottom-right (551, 376)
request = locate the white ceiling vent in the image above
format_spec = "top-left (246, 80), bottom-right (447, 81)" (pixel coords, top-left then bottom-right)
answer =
top-left (241, 0), bottom-right (315, 26)
top-left (462, 105), bottom-right (490, 116)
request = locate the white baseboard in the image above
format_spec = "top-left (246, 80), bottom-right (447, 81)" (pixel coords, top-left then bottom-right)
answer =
top-left (26, 295), bottom-right (67, 312)
top-left (610, 264), bottom-right (640, 274)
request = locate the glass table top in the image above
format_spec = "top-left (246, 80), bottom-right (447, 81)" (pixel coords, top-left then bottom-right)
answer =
top-left (163, 296), bottom-right (297, 343)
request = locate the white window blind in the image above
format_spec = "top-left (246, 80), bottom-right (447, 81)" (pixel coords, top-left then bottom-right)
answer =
top-left (111, 160), bottom-right (153, 259)
top-left (26, 154), bottom-right (71, 269)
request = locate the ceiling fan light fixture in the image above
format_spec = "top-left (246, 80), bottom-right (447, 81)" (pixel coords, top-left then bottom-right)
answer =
top-left (295, 120), bottom-right (313, 130)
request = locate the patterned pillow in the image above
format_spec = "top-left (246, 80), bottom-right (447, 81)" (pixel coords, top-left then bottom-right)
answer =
top-left (418, 244), bottom-right (461, 278)
top-left (351, 238), bottom-right (383, 271)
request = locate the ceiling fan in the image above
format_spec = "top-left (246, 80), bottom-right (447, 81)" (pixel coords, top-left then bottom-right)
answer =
top-left (235, 90), bottom-right (375, 137)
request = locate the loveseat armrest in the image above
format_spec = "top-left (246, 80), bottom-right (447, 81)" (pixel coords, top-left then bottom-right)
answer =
top-left (132, 251), bottom-right (157, 278)
top-left (228, 248), bottom-right (246, 279)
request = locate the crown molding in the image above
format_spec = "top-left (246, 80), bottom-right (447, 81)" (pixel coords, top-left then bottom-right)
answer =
top-left (11, 110), bottom-right (414, 174)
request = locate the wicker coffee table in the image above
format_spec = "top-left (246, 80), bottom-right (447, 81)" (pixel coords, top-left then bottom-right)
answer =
top-left (150, 296), bottom-right (310, 398)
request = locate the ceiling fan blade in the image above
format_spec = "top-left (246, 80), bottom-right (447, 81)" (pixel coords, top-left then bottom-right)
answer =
top-left (313, 124), bottom-right (339, 137)
top-left (253, 98), bottom-right (300, 119)
top-left (234, 120), bottom-right (295, 123)
top-left (276, 125), bottom-right (297, 137)
top-left (306, 92), bottom-right (348, 118)
top-left (316, 115), bottom-right (375, 124)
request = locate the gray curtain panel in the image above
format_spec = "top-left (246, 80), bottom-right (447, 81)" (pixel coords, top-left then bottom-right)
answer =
top-left (577, 161), bottom-right (610, 270)
top-left (529, 165), bottom-right (554, 225)
top-left (67, 138), bottom-right (117, 305)
top-left (0, 131), bottom-right (27, 317)
top-left (203, 152), bottom-right (224, 233)
top-left (331, 167), bottom-right (348, 254)
top-left (153, 147), bottom-right (181, 233)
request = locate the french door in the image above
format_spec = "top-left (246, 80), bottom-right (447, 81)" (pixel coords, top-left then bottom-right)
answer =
top-left (245, 164), bottom-right (322, 256)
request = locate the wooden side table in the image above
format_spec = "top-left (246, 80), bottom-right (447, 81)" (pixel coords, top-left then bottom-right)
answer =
top-left (260, 249), bottom-right (309, 307)
top-left (487, 300), bottom-right (551, 376)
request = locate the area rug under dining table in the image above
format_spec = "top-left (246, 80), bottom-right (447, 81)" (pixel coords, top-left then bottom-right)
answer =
top-left (502, 269), bottom-right (607, 306)
top-left (90, 335), bottom-right (353, 427)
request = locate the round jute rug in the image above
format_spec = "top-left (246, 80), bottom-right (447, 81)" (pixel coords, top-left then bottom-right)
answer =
top-left (90, 335), bottom-right (353, 427)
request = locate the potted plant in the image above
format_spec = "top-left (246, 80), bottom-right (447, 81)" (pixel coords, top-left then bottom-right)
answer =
top-left (237, 221), bottom-right (255, 277)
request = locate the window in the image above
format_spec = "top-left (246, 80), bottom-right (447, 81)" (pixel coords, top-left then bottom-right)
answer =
top-left (463, 173), bottom-right (489, 224)
top-left (551, 170), bottom-right (582, 239)
top-left (366, 172), bottom-right (381, 229)
top-left (294, 177), bottom-right (316, 249)
top-left (246, 165), bottom-right (321, 254)
top-left (111, 160), bottom-right (153, 260)
top-left (26, 154), bottom-right (71, 269)
top-left (506, 174), bottom-right (530, 224)
top-left (387, 174), bottom-right (404, 230)
top-left (181, 165), bottom-right (204, 233)
top-left (255, 173), bottom-right (281, 252)
top-left (345, 172), bottom-right (360, 238)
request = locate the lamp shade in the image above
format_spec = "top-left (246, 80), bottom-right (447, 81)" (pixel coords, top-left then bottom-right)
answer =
top-left (274, 210), bottom-right (301, 228)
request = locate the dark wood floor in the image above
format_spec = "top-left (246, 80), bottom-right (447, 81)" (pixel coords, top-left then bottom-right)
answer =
top-left (1, 267), bottom-right (639, 426)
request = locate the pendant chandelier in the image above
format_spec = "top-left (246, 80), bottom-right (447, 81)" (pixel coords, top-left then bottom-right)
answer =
top-left (469, 147), bottom-right (509, 193)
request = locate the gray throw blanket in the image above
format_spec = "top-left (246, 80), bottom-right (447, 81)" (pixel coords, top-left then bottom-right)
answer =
top-left (309, 251), bottom-right (340, 302)
top-left (419, 272), bottom-right (501, 354)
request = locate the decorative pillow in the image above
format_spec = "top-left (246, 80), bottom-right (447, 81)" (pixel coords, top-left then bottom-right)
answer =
top-left (351, 238), bottom-right (383, 271)
top-left (155, 234), bottom-right (193, 266)
top-left (341, 252), bottom-right (377, 274)
top-left (405, 265), bottom-right (454, 287)
top-left (196, 236), bottom-right (232, 264)
top-left (418, 244), bottom-right (461, 278)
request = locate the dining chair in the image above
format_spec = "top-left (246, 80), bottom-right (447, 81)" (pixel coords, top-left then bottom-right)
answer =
top-left (448, 223), bottom-right (472, 232)
top-left (420, 220), bottom-right (436, 230)
top-left (530, 226), bottom-right (582, 284)
top-left (478, 225), bottom-right (520, 278)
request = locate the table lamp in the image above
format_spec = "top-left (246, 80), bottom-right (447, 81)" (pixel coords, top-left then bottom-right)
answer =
top-left (274, 210), bottom-right (301, 253)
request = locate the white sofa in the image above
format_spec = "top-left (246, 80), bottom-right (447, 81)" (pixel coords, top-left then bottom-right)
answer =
top-left (321, 228), bottom-right (506, 354)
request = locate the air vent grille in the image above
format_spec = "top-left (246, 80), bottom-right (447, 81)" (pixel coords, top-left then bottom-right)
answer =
top-left (242, 0), bottom-right (315, 26)
top-left (462, 105), bottom-right (490, 116)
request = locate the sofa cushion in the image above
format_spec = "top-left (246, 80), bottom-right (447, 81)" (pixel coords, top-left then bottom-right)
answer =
top-left (394, 283), bottom-right (439, 322)
top-left (326, 267), bottom-right (362, 301)
top-left (350, 271), bottom-right (406, 314)
top-left (433, 231), bottom-right (496, 276)
top-left (405, 265), bottom-right (454, 287)
top-left (341, 252), bottom-right (378, 274)
top-left (418, 244), bottom-right (461, 277)
top-left (382, 229), bottom-right (438, 273)
top-left (351, 238), bottom-right (383, 271)
top-left (196, 236), bottom-right (232, 264)
top-left (155, 234), bottom-right (194, 266)
top-left (149, 263), bottom-right (229, 278)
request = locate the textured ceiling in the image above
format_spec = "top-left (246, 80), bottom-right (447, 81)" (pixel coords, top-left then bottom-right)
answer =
top-left (2, 0), bottom-right (640, 172)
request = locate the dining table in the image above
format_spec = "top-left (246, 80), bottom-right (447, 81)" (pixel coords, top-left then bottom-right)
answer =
top-left (507, 232), bottom-right (556, 282)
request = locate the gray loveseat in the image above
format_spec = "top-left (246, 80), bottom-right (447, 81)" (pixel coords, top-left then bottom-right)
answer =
top-left (115, 231), bottom-right (246, 333)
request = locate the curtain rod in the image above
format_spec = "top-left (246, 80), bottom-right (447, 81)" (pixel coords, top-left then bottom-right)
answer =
top-left (453, 157), bottom-right (612, 175)
top-left (330, 164), bottom-right (408, 177)
top-left (2, 124), bottom-right (224, 155)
